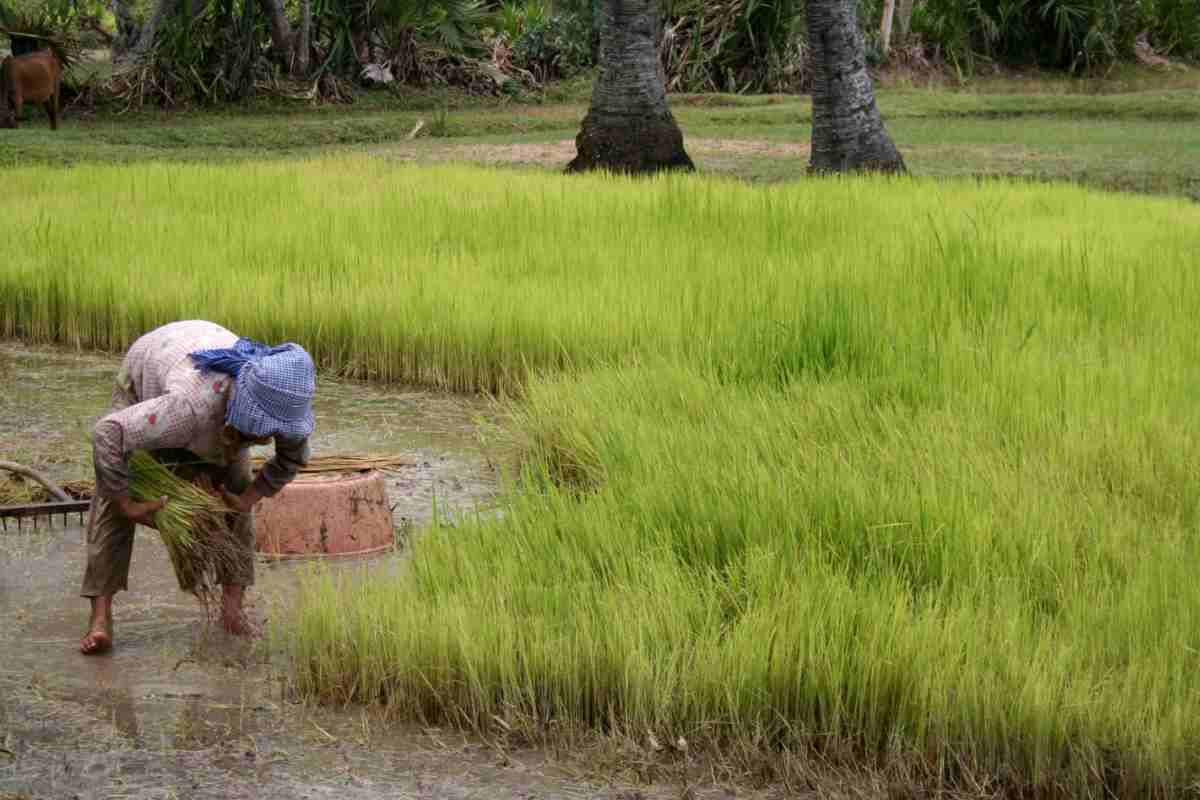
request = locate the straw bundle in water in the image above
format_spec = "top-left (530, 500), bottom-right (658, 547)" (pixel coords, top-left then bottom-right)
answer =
top-left (128, 451), bottom-right (243, 601)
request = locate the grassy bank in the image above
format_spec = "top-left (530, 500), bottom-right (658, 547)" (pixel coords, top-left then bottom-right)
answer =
top-left (3, 79), bottom-right (1199, 197)
top-left (3, 160), bottom-right (1200, 792)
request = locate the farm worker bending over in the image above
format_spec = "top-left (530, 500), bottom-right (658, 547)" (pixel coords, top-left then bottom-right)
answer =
top-left (80, 320), bottom-right (316, 655)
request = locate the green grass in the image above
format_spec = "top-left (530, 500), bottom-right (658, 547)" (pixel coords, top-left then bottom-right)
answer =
top-left (4, 76), bottom-right (1199, 197)
top-left (3, 159), bottom-right (1200, 793)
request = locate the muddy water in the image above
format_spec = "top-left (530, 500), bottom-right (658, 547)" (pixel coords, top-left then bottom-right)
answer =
top-left (2, 531), bottom-right (707, 800)
top-left (0, 341), bottom-right (755, 800)
top-left (0, 340), bottom-right (501, 528)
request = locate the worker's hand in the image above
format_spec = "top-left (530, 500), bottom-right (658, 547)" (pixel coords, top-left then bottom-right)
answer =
top-left (194, 473), bottom-right (221, 499)
top-left (116, 495), bottom-right (165, 529)
top-left (221, 484), bottom-right (262, 514)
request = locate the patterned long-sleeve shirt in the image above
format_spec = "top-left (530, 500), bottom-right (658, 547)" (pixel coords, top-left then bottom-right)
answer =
top-left (92, 320), bottom-right (309, 499)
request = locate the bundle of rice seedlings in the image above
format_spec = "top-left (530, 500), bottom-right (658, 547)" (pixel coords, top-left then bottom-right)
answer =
top-left (249, 453), bottom-right (414, 473)
top-left (128, 451), bottom-right (244, 602)
top-left (37, 453), bottom-right (413, 508)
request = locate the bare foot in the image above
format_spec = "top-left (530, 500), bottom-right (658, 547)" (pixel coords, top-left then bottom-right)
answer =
top-left (81, 596), bottom-right (114, 655)
top-left (219, 584), bottom-right (259, 638)
top-left (220, 610), bottom-right (260, 638)
top-left (81, 619), bottom-right (113, 654)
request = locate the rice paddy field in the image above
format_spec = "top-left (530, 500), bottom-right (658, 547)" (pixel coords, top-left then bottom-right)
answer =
top-left (3, 154), bottom-right (1200, 796)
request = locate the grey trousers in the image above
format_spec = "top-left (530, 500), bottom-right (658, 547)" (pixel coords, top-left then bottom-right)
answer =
top-left (79, 449), bottom-right (255, 597)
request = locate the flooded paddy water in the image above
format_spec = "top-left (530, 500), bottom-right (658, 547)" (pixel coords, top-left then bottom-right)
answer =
top-left (0, 340), bottom-right (500, 528)
top-left (0, 341), bottom-right (763, 800)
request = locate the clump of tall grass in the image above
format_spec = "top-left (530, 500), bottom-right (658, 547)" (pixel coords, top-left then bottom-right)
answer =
top-left (128, 450), bottom-right (242, 601)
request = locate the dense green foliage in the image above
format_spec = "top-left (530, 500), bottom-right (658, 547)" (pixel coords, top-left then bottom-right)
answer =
top-left (661, 0), bottom-right (803, 92)
top-left (500, 0), bottom-right (1200, 89)
top-left (501, 0), bottom-right (1200, 91)
top-left (496, 0), bottom-right (804, 92)
top-left (8, 0), bottom-right (1196, 101)
top-left (144, 0), bottom-right (262, 102)
top-left (0, 0), bottom-right (72, 31)
top-left (0, 0), bottom-right (83, 64)
top-left (912, 0), bottom-right (1200, 71)
top-left (510, 8), bottom-right (594, 80)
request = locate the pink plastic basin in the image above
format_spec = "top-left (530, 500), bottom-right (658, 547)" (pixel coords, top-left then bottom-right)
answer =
top-left (254, 469), bottom-right (394, 560)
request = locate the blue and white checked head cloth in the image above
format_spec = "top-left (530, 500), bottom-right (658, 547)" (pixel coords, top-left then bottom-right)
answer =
top-left (190, 338), bottom-right (316, 439)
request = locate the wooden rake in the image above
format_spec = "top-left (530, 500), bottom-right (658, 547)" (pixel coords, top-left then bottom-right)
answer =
top-left (0, 461), bottom-right (89, 531)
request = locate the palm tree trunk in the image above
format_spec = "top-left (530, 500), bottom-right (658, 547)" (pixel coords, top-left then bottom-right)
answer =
top-left (879, 0), bottom-right (896, 56)
top-left (258, 0), bottom-right (294, 68)
top-left (134, 0), bottom-right (180, 56)
top-left (108, 0), bottom-right (139, 56)
top-left (567, 0), bottom-right (693, 175)
top-left (895, 0), bottom-right (915, 45)
top-left (295, 0), bottom-right (311, 76)
top-left (807, 0), bottom-right (905, 174)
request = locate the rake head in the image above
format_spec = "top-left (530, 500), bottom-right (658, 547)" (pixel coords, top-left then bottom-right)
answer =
top-left (0, 500), bottom-right (90, 531)
top-left (0, 461), bottom-right (90, 531)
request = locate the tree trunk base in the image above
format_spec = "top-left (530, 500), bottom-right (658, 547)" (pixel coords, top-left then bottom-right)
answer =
top-left (808, 141), bottom-right (906, 176)
top-left (808, 0), bottom-right (906, 175)
top-left (567, 112), bottom-right (695, 175)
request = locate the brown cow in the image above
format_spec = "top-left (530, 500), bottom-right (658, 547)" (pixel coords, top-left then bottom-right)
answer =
top-left (0, 50), bottom-right (63, 130)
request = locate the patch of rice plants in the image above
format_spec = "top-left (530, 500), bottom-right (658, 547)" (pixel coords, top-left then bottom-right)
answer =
top-left (286, 359), bottom-right (1200, 794)
top-left (1, 159), bottom-right (1197, 394)
top-left (3, 160), bottom-right (1200, 793)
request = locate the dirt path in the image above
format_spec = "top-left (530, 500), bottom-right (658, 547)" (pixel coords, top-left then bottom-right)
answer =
top-left (374, 138), bottom-right (809, 169)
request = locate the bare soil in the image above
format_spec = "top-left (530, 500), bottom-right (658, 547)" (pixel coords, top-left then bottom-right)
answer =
top-left (373, 138), bottom-right (809, 169)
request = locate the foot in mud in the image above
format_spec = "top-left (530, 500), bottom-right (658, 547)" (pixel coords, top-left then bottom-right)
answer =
top-left (219, 609), bottom-right (261, 638)
top-left (81, 596), bottom-right (114, 655)
top-left (80, 626), bottom-right (112, 654)
top-left (219, 584), bottom-right (259, 638)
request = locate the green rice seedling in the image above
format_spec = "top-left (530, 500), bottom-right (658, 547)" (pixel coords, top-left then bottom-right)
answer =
top-left (1, 159), bottom-right (1198, 395)
top-left (127, 450), bottom-right (242, 602)
top-left (4, 160), bottom-right (1200, 793)
top-left (286, 362), bottom-right (1200, 795)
